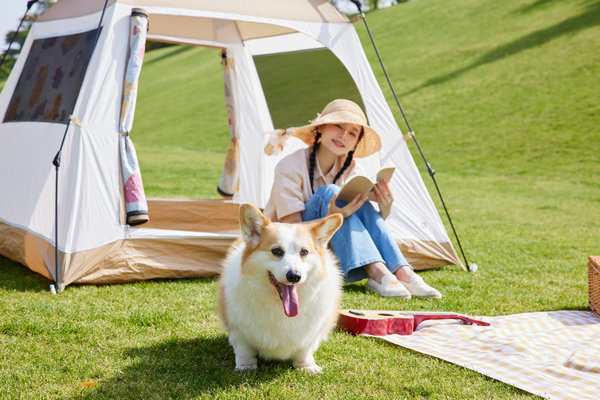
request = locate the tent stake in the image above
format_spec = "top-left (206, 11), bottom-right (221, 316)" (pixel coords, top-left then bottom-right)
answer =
top-left (349, 0), bottom-right (475, 271)
top-left (52, 0), bottom-right (110, 292)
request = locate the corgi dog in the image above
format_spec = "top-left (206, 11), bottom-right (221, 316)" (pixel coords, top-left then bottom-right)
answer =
top-left (217, 203), bottom-right (343, 374)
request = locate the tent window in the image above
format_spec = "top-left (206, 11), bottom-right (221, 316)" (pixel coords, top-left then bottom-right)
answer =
top-left (3, 28), bottom-right (100, 124)
top-left (253, 49), bottom-right (363, 129)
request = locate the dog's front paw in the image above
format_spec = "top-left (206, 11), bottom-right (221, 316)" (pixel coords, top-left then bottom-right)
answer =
top-left (294, 362), bottom-right (323, 374)
top-left (235, 362), bottom-right (258, 372)
top-left (233, 346), bottom-right (257, 372)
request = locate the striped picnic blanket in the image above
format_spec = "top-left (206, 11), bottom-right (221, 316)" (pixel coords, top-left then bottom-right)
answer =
top-left (372, 311), bottom-right (600, 399)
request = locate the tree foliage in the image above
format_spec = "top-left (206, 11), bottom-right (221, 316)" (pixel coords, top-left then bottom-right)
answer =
top-left (1, 1), bottom-right (54, 81)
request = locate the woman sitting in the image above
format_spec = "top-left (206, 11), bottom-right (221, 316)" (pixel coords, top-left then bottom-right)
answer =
top-left (263, 99), bottom-right (441, 299)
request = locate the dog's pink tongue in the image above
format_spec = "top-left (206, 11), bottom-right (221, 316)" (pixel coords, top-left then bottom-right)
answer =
top-left (281, 284), bottom-right (298, 317)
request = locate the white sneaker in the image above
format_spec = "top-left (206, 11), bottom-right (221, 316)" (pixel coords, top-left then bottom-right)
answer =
top-left (400, 274), bottom-right (442, 298)
top-left (367, 275), bottom-right (411, 299)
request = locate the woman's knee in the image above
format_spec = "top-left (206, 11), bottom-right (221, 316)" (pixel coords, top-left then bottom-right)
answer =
top-left (315, 184), bottom-right (340, 199)
top-left (303, 185), bottom-right (340, 221)
top-left (314, 184), bottom-right (341, 205)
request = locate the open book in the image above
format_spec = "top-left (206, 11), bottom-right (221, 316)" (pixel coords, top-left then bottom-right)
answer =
top-left (337, 167), bottom-right (395, 202)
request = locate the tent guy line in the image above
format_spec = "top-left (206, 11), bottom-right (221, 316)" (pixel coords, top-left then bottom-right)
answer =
top-left (349, 0), bottom-right (475, 272)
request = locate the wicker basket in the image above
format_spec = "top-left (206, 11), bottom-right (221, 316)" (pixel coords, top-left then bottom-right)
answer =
top-left (588, 256), bottom-right (600, 317)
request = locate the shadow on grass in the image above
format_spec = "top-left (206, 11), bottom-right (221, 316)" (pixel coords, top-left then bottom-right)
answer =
top-left (0, 255), bottom-right (51, 293)
top-left (72, 335), bottom-right (294, 399)
top-left (402, 1), bottom-right (600, 96)
top-left (512, 0), bottom-right (557, 14)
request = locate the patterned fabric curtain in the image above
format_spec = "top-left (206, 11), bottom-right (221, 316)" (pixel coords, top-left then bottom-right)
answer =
top-left (216, 49), bottom-right (240, 198)
top-left (119, 8), bottom-right (149, 225)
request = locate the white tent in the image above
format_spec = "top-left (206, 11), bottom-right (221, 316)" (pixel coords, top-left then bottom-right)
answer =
top-left (0, 0), bottom-right (463, 290)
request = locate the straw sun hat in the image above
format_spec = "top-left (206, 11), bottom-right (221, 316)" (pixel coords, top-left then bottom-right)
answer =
top-left (293, 99), bottom-right (382, 158)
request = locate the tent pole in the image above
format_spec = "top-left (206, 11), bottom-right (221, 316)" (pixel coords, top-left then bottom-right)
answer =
top-left (349, 0), bottom-right (475, 271)
top-left (51, 0), bottom-right (110, 293)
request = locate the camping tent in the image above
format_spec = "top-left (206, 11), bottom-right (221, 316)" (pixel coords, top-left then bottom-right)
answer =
top-left (0, 0), bottom-right (463, 291)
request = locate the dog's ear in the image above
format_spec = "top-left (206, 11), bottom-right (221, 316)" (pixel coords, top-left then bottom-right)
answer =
top-left (310, 213), bottom-right (343, 248)
top-left (239, 203), bottom-right (270, 246)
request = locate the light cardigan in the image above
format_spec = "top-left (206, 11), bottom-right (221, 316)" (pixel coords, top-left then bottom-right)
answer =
top-left (263, 146), bottom-right (364, 221)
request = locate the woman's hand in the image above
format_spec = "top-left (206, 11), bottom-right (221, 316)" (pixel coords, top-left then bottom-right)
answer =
top-left (327, 193), bottom-right (367, 219)
top-left (373, 179), bottom-right (394, 220)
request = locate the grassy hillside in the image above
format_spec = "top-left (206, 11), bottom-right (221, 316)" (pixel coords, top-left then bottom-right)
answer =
top-left (1, 0), bottom-right (599, 398)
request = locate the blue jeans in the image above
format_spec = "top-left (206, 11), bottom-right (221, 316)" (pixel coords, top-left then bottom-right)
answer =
top-left (301, 184), bottom-right (411, 282)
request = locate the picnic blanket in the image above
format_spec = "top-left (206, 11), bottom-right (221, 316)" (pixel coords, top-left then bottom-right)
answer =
top-left (371, 311), bottom-right (600, 399)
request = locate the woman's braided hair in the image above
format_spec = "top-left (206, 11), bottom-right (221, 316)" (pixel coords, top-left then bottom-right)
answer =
top-left (308, 129), bottom-right (321, 194)
top-left (308, 126), bottom-right (364, 194)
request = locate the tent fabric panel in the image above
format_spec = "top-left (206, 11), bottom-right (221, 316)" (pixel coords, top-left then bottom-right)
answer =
top-left (0, 122), bottom-right (63, 241)
top-left (146, 15), bottom-right (296, 44)
top-left (227, 43), bottom-right (276, 207)
top-left (118, 0), bottom-right (348, 24)
top-left (142, 199), bottom-right (241, 234)
top-left (244, 32), bottom-right (325, 56)
top-left (57, 123), bottom-right (122, 252)
top-left (397, 239), bottom-right (465, 271)
top-left (235, 21), bottom-right (297, 42)
top-left (0, 221), bottom-right (229, 286)
top-left (0, 222), bottom-right (54, 281)
top-left (37, 0), bottom-right (117, 22)
top-left (74, 5), bottom-right (128, 129)
top-left (147, 15), bottom-right (243, 45)
top-left (39, 0), bottom-right (348, 24)
top-left (71, 236), bottom-right (231, 284)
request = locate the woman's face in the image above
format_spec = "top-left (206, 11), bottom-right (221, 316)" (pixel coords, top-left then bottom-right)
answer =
top-left (318, 123), bottom-right (361, 157)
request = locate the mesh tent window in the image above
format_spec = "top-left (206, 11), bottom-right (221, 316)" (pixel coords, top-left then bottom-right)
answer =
top-left (3, 28), bottom-right (100, 124)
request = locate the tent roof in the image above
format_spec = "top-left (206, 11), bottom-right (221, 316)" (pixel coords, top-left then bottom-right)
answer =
top-left (38, 0), bottom-right (349, 44)
top-left (38, 0), bottom-right (349, 24)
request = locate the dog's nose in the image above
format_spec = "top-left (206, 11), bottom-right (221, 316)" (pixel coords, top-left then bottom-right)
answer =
top-left (286, 269), bottom-right (301, 283)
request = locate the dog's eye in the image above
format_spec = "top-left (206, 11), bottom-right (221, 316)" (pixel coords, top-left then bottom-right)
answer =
top-left (271, 247), bottom-right (284, 257)
top-left (300, 248), bottom-right (309, 257)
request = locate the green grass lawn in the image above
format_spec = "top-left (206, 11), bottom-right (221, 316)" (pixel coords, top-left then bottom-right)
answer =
top-left (1, 0), bottom-right (599, 398)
